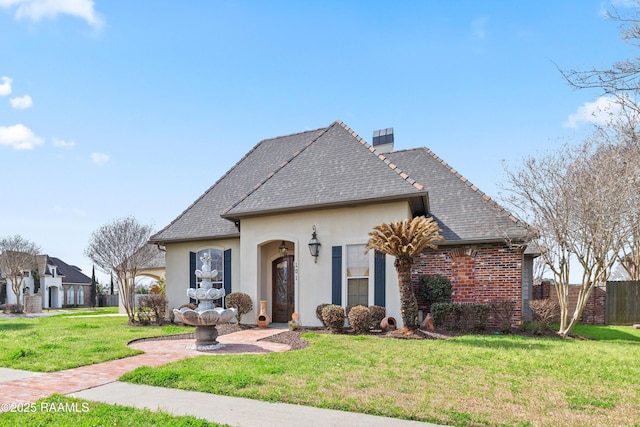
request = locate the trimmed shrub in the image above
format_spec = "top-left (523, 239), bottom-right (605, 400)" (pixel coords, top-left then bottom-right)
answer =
top-left (489, 298), bottom-right (516, 333)
top-left (348, 305), bottom-right (372, 334)
top-left (529, 299), bottom-right (559, 332)
top-left (369, 305), bottom-right (386, 330)
top-left (316, 303), bottom-right (330, 326)
top-left (225, 292), bottom-right (253, 324)
top-left (322, 304), bottom-right (345, 333)
top-left (288, 320), bottom-right (300, 331)
top-left (419, 275), bottom-right (452, 311)
top-left (431, 302), bottom-right (489, 331)
top-left (137, 294), bottom-right (167, 325)
top-left (1, 303), bottom-right (24, 314)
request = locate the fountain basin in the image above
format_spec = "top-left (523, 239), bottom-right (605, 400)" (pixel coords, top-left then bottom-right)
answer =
top-left (173, 306), bottom-right (236, 327)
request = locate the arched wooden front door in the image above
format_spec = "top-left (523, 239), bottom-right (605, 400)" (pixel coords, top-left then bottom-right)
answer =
top-left (272, 255), bottom-right (294, 323)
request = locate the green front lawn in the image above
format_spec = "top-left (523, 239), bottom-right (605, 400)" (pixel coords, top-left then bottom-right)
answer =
top-left (121, 325), bottom-right (640, 427)
top-left (0, 314), bottom-right (192, 371)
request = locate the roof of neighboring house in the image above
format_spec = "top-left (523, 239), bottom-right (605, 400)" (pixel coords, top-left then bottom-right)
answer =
top-left (47, 257), bottom-right (91, 285)
top-left (151, 120), bottom-right (530, 245)
top-left (137, 244), bottom-right (166, 270)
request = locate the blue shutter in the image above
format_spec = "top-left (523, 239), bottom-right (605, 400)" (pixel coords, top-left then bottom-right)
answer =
top-left (374, 251), bottom-right (386, 307)
top-left (189, 251), bottom-right (196, 304)
top-left (223, 249), bottom-right (232, 307)
top-left (331, 246), bottom-right (342, 305)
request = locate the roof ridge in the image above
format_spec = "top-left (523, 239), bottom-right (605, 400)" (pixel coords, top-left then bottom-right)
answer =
top-left (222, 122), bottom-right (338, 215)
top-left (419, 147), bottom-right (521, 225)
top-left (150, 126), bottom-right (328, 241)
top-left (260, 126), bottom-right (327, 142)
top-left (335, 121), bottom-right (425, 192)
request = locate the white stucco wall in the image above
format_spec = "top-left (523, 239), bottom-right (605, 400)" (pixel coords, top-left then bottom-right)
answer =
top-left (163, 201), bottom-right (413, 327)
top-left (164, 238), bottom-right (240, 313)
top-left (240, 201), bottom-right (412, 327)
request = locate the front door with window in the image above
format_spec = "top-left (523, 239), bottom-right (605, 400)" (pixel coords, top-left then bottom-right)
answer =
top-left (272, 255), bottom-right (294, 323)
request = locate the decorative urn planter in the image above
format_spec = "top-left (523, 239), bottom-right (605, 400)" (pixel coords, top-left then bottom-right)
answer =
top-left (380, 316), bottom-right (397, 332)
top-left (257, 300), bottom-right (270, 328)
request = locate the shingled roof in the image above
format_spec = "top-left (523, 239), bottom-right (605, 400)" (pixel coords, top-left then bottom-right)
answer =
top-left (37, 255), bottom-right (92, 285)
top-left (151, 126), bottom-right (332, 242)
top-left (151, 120), bottom-right (530, 245)
top-left (384, 148), bottom-right (530, 243)
top-left (222, 121), bottom-right (427, 219)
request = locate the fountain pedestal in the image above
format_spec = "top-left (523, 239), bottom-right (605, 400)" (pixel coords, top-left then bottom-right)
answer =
top-left (194, 325), bottom-right (219, 347)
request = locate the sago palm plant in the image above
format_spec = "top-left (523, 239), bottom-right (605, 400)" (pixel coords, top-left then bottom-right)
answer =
top-left (366, 216), bottom-right (444, 329)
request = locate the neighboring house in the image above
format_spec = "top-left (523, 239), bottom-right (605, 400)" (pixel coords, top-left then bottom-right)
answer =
top-left (2, 255), bottom-right (92, 309)
top-left (151, 121), bottom-right (535, 327)
top-left (136, 244), bottom-right (166, 282)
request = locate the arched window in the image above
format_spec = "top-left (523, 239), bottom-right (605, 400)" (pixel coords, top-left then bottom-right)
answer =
top-left (196, 249), bottom-right (224, 289)
top-left (78, 286), bottom-right (85, 305)
top-left (66, 286), bottom-right (75, 306)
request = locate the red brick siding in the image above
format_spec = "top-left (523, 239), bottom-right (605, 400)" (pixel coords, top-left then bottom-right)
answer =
top-left (536, 281), bottom-right (605, 325)
top-left (412, 243), bottom-right (523, 326)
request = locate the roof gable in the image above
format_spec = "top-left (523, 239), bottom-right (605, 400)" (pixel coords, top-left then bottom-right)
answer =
top-left (49, 257), bottom-right (91, 284)
top-left (222, 121), bottom-right (427, 219)
top-left (151, 127), bottom-right (328, 242)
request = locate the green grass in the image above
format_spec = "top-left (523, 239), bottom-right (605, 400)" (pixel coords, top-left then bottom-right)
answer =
top-left (52, 307), bottom-right (120, 316)
top-left (0, 395), bottom-right (223, 426)
top-left (121, 325), bottom-right (640, 427)
top-left (0, 315), bottom-right (192, 372)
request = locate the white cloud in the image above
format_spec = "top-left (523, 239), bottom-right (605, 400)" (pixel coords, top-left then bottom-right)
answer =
top-left (563, 96), bottom-right (623, 128)
top-left (0, 0), bottom-right (104, 29)
top-left (90, 151), bottom-right (109, 164)
top-left (52, 136), bottom-right (75, 148)
top-left (71, 207), bottom-right (86, 216)
top-left (0, 76), bottom-right (12, 96)
top-left (472, 15), bottom-right (489, 41)
top-left (10, 94), bottom-right (32, 109)
top-left (0, 123), bottom-right (44, 150)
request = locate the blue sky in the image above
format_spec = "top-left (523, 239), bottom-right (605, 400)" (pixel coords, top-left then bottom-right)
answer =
top-left (0, 0), bottom-right (634, 283)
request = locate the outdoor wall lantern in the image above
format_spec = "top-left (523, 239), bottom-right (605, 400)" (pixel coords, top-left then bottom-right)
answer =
top-left (308, 225), bottom-right (321, 262)
top-left (278, 241), bottom-right (289, 257)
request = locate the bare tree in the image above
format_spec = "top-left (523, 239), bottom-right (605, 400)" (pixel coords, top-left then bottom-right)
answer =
top-left (0, 235), bottom-right (40, 307)
top-left (85, 216), bottom-right (155, 323)
top-left (504, 138), bottom-right (634, 337)
top-left (559, 1), bottom-right (640, 115)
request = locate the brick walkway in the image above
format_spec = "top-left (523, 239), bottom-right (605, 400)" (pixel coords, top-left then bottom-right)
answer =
top-left (0, 327), bottom-right (289, 410)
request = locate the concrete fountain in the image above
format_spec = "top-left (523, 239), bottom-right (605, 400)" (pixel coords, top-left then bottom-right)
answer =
top-left (172, 252), bottom-right (236, 350)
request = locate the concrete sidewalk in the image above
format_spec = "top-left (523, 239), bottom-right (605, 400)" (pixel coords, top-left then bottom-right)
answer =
top-left (73, 382), bottom-right (441, 427)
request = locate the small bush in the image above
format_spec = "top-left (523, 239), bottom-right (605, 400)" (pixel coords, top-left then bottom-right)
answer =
top-left (419, 275), bottom-right (452, 311)
top-left (288, 320), bottom-right (300, 331)
top-left (225, 292), bottom-right (253, 324)
top-left (322, 304), bottom-right (345, 333)
top-left (1, 303), bottom-right (24, 314)
top-left (348, 305), bottom-right (372, 334)
top-left (529, 299), bottom-right (559, 331)
top-left (489, 298), bottom-right (516, 333)
top-left (431, 302), bottom-right (489, 331)
top-left (369, 305), bottom-right (386, 330)
top-left (137, 294), bottom-right (167, 325)
top-left (316, 303), bottom-right (330, 326)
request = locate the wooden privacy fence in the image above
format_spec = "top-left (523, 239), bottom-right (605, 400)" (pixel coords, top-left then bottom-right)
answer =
top-left (606, 281), bottom-right (640, 325)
